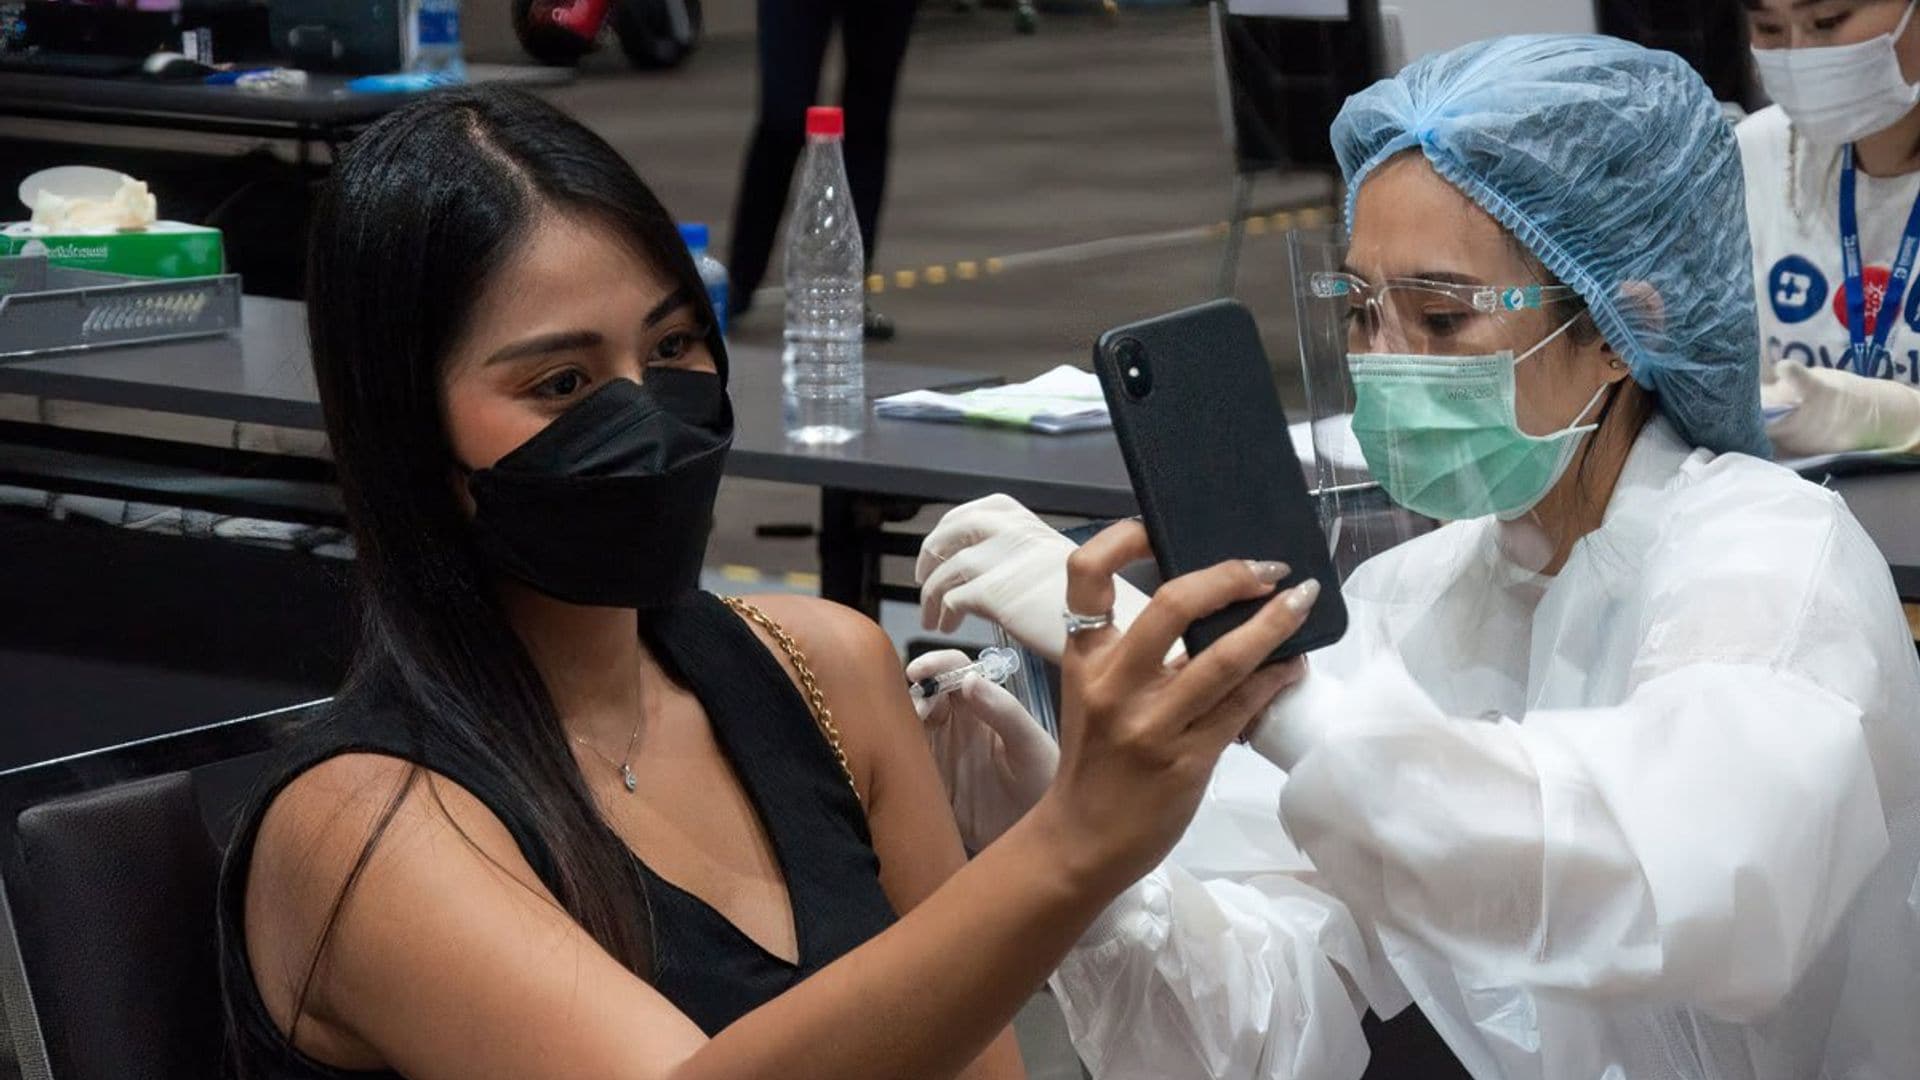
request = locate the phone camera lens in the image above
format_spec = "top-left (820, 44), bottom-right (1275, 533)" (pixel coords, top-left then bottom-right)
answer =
top-left (1113, 338), bottom-right (1151, 400)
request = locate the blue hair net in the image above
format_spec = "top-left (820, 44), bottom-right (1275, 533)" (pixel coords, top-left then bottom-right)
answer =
top-left (1331, 35), bottom-right (1769, 459)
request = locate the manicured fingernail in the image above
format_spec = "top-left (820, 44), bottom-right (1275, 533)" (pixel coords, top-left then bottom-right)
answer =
top-left (1282, 578), bottom-right (1321, 613)
top-left (1245, 560), bottom-right (1290, 586)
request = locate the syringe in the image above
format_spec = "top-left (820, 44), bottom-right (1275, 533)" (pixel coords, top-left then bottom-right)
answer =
top-left (908, 646), bottom-right (1021, 700)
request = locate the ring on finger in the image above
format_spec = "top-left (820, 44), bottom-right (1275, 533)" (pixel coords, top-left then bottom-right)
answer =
top-left (1062, 608), bottom-right (1114, 636)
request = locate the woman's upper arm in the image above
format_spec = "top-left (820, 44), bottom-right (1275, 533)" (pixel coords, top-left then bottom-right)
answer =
top-left (244, 753), bottom-right (707, 1080)
top-left (744, 595), bottom-right (971, 905)
top-left (747, 596), bottom-right (1029, 1079)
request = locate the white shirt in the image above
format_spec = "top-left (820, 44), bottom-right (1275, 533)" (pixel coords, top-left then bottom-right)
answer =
top-left (1052, 418), bottom-right (1920, 1079)
top-left (1738, 104), bottom-right (1920, 387)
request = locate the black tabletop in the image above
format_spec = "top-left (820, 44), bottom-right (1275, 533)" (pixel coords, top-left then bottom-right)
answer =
top-left (1826, 470), bottom-right (1920, 600)
top-left (1, 298), bottom-right (1912, 571)
top-left (0, 63), bottom-right (572, 131)
top-left (0, 297), bottom-right (1141, 519)
top-left (0, 297), bottom-right (317, 426)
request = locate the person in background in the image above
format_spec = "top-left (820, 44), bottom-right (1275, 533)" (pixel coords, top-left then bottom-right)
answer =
top-left (215, 86), bottom-right (1322, 1080)
top-left (725, 0), bottom-right (915, 340)
top-left (1743, 0), bottom-right (1920, 456)
top-left (913, 36), bottom-right (1920, 1080)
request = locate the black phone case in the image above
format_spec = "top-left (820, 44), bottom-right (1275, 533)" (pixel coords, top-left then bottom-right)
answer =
top-left (1094, 298), bottom-right (1347, 661)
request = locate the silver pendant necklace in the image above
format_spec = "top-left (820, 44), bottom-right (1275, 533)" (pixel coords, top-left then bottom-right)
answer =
top-left (573, 714), bottom-right (644, 793)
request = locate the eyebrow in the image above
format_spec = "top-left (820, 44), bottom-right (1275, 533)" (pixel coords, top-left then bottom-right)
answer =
top-left (1407, 270), bottom-right (1486, 287)
top-left (481, 286), bottom-right (698, 367)
top-left (483, 329), bottom-right (602, 366)
top-left (1336, 263), bottom-right (1488, 287)
top-left (644, 286), bottom-right (694, 328)
top-left (1742, 0), bottom-right (1839, 11)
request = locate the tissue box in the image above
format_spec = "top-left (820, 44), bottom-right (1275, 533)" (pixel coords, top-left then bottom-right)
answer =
top-left (0, 222), bottom-right (225, 279)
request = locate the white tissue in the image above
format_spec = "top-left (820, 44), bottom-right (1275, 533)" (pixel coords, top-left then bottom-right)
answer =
top-left (29, 178), bottom-right (159, 232)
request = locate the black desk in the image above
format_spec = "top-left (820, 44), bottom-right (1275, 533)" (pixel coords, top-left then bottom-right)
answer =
top-left (1809, 469), bottom-right (1920, 603)
top-left (3, 299), bottom-right (1913, 612)
top-left (0, 298), bottom-right (1136, 513)
top-left (0, 297), bottom-right (1137, 612)
top-left (0, 64), bottom-right (572, 151)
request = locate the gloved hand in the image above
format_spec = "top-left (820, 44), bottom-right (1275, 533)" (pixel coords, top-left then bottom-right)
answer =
top-left (909, 649), bottom-right (1059, 851)
top-left (1763, 362), bottom-right (1920, 456)
top-left (917, 494), bottom-right (1153, 663)
top-left (1241, 663), bottom-right (1344, 771)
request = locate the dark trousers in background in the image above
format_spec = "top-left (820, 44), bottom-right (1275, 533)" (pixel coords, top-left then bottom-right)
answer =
top-left (726, 0), bottom-right (918, 310)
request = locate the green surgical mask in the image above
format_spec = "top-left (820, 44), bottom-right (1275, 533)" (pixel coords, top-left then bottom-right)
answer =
top-left (1348, 316), bottom-right (1612, 522)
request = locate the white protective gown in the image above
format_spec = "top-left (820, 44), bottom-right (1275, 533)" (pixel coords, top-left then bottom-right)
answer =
top-left (1051, 418), bottom-right (1920, 1080)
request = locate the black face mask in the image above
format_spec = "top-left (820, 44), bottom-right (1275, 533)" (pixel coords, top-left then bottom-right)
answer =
top-left (466, 369), bottom-right (733, 609)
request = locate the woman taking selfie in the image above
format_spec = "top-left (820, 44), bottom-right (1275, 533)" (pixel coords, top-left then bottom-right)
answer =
top-left (214, 87), bottom-right (1318, 1080)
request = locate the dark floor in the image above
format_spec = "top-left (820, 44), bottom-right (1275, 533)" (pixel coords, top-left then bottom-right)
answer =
top-left (538, 7), bottom-right (1333, 576)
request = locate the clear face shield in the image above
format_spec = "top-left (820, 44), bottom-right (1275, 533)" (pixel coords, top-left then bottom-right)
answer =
top-left (1289, 226), bottom-right (1437, 576)
top-left (1288, 225), bottom-right (1601, 538)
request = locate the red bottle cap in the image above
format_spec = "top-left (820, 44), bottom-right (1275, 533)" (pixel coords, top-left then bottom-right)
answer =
top-left (806, 106), bottom-right (844, 138)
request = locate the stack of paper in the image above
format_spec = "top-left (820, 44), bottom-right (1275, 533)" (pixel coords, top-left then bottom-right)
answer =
top-left (1288, 413), bottom-right (1367, 471)
top-left (875, 365), bottom-right (1110, 435)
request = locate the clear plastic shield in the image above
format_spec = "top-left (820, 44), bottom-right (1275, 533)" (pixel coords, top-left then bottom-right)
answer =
top-left (1288, 224), bottom-right (1437, 580)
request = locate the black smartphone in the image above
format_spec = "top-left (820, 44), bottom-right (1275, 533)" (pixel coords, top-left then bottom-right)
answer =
top-left (1093, 298), bottom-right (1347, 661)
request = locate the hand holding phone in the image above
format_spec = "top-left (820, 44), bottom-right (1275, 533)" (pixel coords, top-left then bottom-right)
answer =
top-left (1093, 299), bottom-right (1346, 662)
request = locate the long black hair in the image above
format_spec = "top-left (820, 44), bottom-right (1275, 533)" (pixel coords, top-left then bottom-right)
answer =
top-left (292, 86), bottom-right (714, 1022)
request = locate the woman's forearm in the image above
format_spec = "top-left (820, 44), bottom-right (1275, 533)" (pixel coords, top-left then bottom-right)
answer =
top-left (676, 806), bottom-right (1109, 1080)
top-left (959, 1030), bottom-right (1031, 1080)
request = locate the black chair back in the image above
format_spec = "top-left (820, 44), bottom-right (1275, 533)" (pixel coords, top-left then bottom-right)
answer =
top-left (0, 702), bottom-right (320, 1080)
top-left (1597, 0), bottom-right (1758, 110)
top-left (1217, 1), bottom-right (1386, 175)
top-left (11, 774), bottom-right (222, 1080)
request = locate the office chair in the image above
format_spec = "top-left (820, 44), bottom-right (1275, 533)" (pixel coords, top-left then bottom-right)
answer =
top-left (1209, 0), bottom-right (1385, 296)
top-left (0, 701), bottom-right (320, 1080)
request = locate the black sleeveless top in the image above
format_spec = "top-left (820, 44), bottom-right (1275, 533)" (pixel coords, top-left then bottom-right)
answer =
top-left (216, 592), bottom-right (899, 1078)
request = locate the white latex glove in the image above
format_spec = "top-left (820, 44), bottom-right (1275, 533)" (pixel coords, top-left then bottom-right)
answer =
top-left (1242, 666), bottom-right (1348, 772)
top-left (1763, 362), bottom-right (1920, 456)
top-left (916, 493), bottom-right (1153, 663)
top-left (908, 649), bottom-right (1059, 852)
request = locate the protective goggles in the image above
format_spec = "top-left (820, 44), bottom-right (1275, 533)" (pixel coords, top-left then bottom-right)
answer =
top-left (1308, 271), bottom-right (1580, 356)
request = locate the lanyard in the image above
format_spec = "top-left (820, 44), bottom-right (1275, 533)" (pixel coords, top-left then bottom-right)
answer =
top-left (1839, 144), bottom-right (1920, 379)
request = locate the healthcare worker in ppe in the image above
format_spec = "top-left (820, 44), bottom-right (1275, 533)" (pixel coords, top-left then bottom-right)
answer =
top-left (911, 35), bottom-right (1920, 1080)
top-left (1744, 0), bottom-right (1920, 455)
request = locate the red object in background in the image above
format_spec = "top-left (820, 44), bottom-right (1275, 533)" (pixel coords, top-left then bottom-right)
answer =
top-left (538, 0), bottom-right (607, 41)
top-left (512, 0), bottom-right (701, 69)
top-left (514, 0), bottom-right (606, 63)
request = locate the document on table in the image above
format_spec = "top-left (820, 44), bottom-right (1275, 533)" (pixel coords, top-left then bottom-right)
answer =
top-left (874, 364), bottom-right (1111, 435)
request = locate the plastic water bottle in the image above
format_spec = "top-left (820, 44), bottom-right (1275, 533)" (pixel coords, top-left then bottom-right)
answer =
top-left (409, 0), bottom-right (466, 78)
top-left (678, 222), bottom-right (729, 336)
top-left (782, 106), bottom-right (865, 445)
